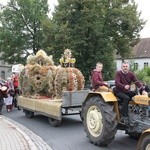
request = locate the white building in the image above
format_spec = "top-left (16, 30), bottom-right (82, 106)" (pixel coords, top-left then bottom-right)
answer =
top-left (0, 60), bottom-right (12, 80)
top-left (116, 38), bottom-right (150, 70)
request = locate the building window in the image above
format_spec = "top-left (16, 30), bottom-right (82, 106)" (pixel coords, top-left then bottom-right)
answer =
top-left (134, 63), bottom-right (138, 70)
top-left (1, 71), bottom-right (5, 79)
top-left (144, 62), bottom-right (148, 68)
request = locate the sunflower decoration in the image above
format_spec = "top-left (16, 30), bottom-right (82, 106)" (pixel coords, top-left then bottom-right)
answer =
top-left (59, 49), bottom-right (76, 68)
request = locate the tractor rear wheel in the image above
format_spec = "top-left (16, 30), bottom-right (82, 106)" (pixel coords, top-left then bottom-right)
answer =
top-left (83, 96), bottom-right (117, 146)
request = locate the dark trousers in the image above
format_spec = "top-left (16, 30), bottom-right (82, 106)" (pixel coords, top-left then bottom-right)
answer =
top-left (0, 105), bottom-right (3, 112)
top-left (114, 91), bottom-right (136, 117)
top-left (0, 100), bottom-right (4, 112)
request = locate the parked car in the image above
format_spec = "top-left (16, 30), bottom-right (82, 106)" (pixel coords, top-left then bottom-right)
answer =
top-left (107, 80), bottom-right (115, 88)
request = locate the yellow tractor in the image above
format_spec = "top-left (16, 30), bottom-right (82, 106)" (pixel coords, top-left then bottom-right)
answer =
top-left (18, 83), bottom-right (150, 149)
top-left (82, 88), bottom-right (150, 150)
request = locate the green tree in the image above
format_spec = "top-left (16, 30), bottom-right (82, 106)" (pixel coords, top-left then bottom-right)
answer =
top-left (0, 0), bottom-right (49, 64)
top-left (135, 67), bottom-right (150, 86)
top-left (47, 0), bottom-right (145, 82)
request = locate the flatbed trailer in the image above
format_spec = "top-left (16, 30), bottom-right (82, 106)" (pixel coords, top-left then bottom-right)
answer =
top-left (18, 90), bottom-right (89, 126)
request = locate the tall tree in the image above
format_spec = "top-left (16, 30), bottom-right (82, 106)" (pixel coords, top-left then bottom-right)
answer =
top-left (48, 0), bottom-right (145, 81)
top-left (0, 0), bottom-right (49, 64)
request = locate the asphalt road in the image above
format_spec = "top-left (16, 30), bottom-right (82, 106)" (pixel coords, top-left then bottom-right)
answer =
top-left (3, 108), bottom-right (137, 150)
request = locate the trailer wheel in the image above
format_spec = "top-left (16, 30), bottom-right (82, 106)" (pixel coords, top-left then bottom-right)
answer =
top-left (83, 96), bottom-right (117, 146)
top-left (141, 134), bottom-right (150, 150)
top-left (48, 118), bottom-right (61, 127)
top-left (24, 110), bottom-right (34, 118)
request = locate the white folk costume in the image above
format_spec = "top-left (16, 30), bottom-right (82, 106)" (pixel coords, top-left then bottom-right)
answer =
top-left (4, 78), bottom-right (14, 112)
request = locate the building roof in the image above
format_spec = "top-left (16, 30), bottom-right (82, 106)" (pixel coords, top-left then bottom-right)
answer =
top-left (133, 38), bottom-right (150, 58)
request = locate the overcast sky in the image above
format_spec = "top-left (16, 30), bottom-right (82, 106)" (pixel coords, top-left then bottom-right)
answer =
top-left (0, 0), bottom-right (149, 38)
top-left (134, 0), bottom-right (150, 38)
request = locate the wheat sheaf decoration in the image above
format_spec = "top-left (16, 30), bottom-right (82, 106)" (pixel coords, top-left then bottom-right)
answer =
top-left (54, 67), bottom-right (85, 98)
top-left (55, 49), bottom-right (85, 98)
top-left (19, 50), bottom-right (55, 98)
top-left (19, 49), bottom-right (85, 99)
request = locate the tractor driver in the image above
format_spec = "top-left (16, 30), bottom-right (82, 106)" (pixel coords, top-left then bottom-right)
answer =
top-left (114, 62), bottom-right (148, 123)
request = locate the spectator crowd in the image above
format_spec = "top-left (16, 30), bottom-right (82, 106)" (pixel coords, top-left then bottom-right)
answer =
top-left (0, 73), bottom-right (19, 115)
